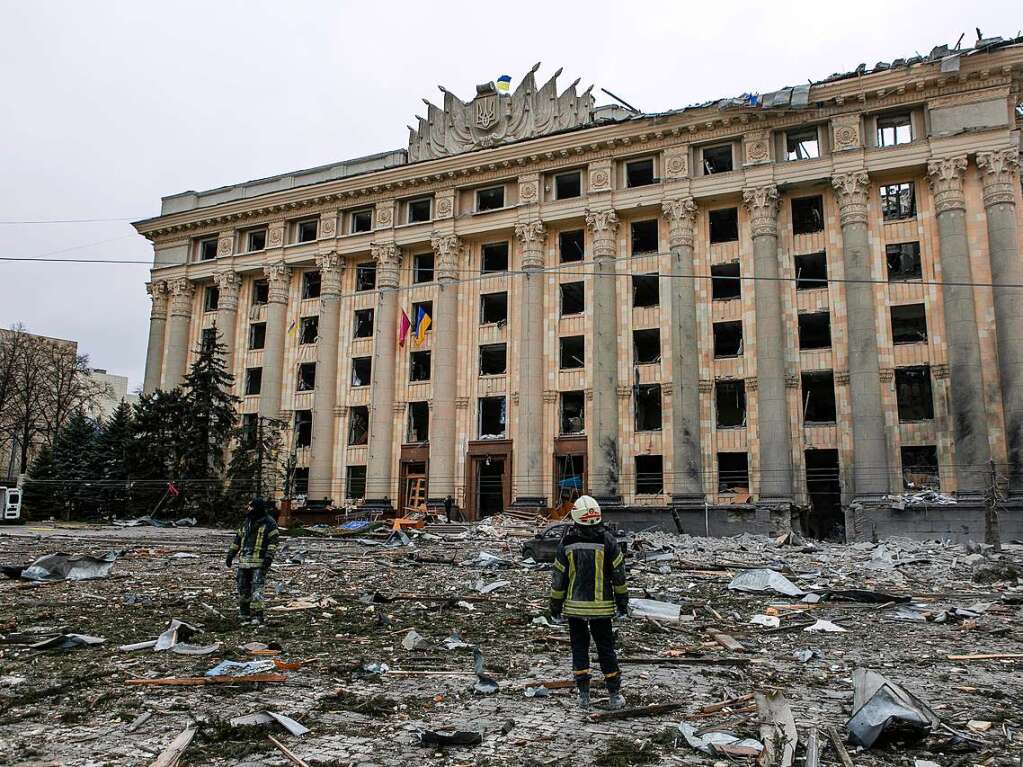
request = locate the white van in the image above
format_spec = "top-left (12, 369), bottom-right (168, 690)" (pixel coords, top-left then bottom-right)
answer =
top-left (3, 487), bottom-right (22, 522)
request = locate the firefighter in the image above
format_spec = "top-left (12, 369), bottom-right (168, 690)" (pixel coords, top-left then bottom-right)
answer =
top-left (225, 497), bottom-right (280, 624)
top-left (549, 495), bottom-right (628, 710)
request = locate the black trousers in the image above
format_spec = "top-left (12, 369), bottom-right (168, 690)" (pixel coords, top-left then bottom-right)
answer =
top-left (567, 617), bottom-right (621, 692)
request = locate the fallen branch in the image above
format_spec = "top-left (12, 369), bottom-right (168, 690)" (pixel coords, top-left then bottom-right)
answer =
top-left (697, 693), bottom-right (755, 714)
top-left (589, 702), bottom-right (683, 722)
top-left (267, 734), bottom-right (309, 767)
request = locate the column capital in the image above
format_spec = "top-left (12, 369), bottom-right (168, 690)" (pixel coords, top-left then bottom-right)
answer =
top-left (742, 185), bottom-right (779, 238)
top-left (370, 242), bottom-right (402, 288)
top-left (147, 280), bottom-right (169, 319)
top-left (514, 221), bottom-right (546, 270)
top-left (263, 260), bottom-right (292, 303)
top-left (661, 196), bottom-right (697, 248)
top-left (213, 270), bottom-right (242, 310)
top-left (976, 149), bottom-right (1020, 208)
top-left (316, 251), bottom-right (344, 295)
top-left (430, 233), bottom-right (462, 282)
top-left (585, 209), bottom-right (618, 260)
top-left (831, 171), bottom-right (871, 226)
top-left (169, 278), bottom-right (195, 317)
top-left (926, 156), bottom-right (968, 214)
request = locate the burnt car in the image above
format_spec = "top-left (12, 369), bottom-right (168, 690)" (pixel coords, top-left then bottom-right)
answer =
top-left (521, 522), bottom-right (629, 563)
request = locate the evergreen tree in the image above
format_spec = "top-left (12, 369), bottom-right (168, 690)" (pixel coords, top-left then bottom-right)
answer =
top-left (130, 388), bottom-right (189, 515)
top-left (49, 410), bottom-right (101, 519)
top-left (226, 415), bottom-right (286, 517)
top-left (22, 443), bottom-right (60, 519)
top-left (94, 401), bottom-right (135, 517)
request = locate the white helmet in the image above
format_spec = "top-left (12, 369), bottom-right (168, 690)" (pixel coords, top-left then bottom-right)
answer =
top-left (571, 495), bottom-right (602, 526)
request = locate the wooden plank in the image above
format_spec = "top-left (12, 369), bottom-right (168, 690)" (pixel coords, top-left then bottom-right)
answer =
top-left (149, 725), bottom-right (196, 767)
top-left (127, 673), bottom-right (287, 686)
top-left (589, 703), bottom-right (683, 722)
top-left (946, 653), bottom-right (1023, 661)
top-left (618, 656), bottom-right (750, 666)
top-left (267, 735), bottom-right (309, 767)
top-left (711, 633), bottom-right (745, 652)
top-left (805, 728), bottom-right (820, 767)
top-left (826, 725), bottom-right (855, 767)
top-left (697, 693), bottom-right (755, 714)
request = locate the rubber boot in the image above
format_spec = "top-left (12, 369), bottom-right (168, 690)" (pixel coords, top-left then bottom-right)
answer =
top-left (607, 691), bottom-right (627, 710)
top-left (577, 683), bottom-right (591, 710)
top-left (252, 611), bottom-right (265, 626)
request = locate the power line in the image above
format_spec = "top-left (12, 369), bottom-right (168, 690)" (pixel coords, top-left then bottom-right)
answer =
top-left (0, 217), bottom-right (142, 225)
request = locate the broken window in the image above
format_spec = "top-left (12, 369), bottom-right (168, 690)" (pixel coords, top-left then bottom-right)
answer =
top-left (350, 208), bottom-right (373, 233)
top-left (246, 229), bottom-right (267, 252)
top-left (353, 308), bottom-right (374, 338)
top-left (635, 454), bottom-right (664, 494)
top-left (877, 113), bottom-right (912, 147)
top-left (476, 186), bottom-right (505, 212)
top-left (294, 409), bottom-right (312, 447)
top-left (631, 220), bottom-right (658, 255)
top-left (356, 263), bottom-right (377, 291)
top-left (240, 413), bottom-right (258, 448)
top-left (891, 303), bottom-right (928, 344)
top-left (786, 127), bottom-right (820, 161)
top-left (802, 371), bottom-right (837, 423)
top-left (297, 362), bottom-right (316, 392)
top-left (201, 327), bottom-right (216, 350)
top-left (292, 467), bottom-right (309, 495)
top-left (559, 230), bottom-right (585, 263)
top-left (713, 321), bottom-right (743, 357)
top-left (346, 465), bottom-right (367, 499)
top-left (297, 219), bottom-right (318, 243)
top-left (412, 301), bottom-right (433, 333)
top-left (633, 328), bottom-right (661, 364)
top-left (481, 242), bottom-right (509, 273)
top-left (249, 322), bottom-right (266, 350)
top-left (717, 452), bottom-right (750, 493)
top-left (798, 312), bottom-right (832, 350)
top-left (406, 401), bottom-right (429, 443)
top-left (560, 336), bottom-right (584, 369)
top-left (881, 182), bottom-right (916, 221)
top-left (407, 197), bottom-right (432, 223)
top-left (702, 144), bottom-right (733, 174)
top-left (634, 384), bottom-right (662, 431)
top-left (413, 253), bottom-right (434, 284)
top-left (300, 316), bottom-right (318, 345)
top-left (901, 445), bottom-right (939, 489)
top-left (301, 271), bottom-right (321, 299)
top-left (560, 282), bottom-right (584, 316)
top-left (886, 242), bottom-right (922, 281)
top-left (795, 252), bottom-right (827, 290)
top-left (625, 158), bottom-right (655, 187)
top-left (478, 396), bottom-right (507, 438)
top-left (252, 280), bottom-right (269, 305)
top-left (896, 366), bottom-right (934, 421)
top-left (632, 273), bottom-right (659, 307)
top-left (709, 208), bottom-right (739, 243)
top-left (716, 379), bottom-right (746, 428)
top-left (560, 391), bottom-right (584, 435)
top-left (204, 286), bottom-right (219, 312)
top-left (711, 262), bottom-right (741, 300)
top-left (479, 343), bottom-right (507, 376)
top-left (352, 357), bottom-right (372, 387)
top-left (792, 196), bottom-right (824, 234)
top-left (409, 350), bottom-right (431, 381)
top-left (479, 292), bottom-right (508, 325)
top-left (244, 367), bottom-right (262, 396)
top-left (348, 406), bottom-right (369, 446)
top-left (198, 238), bottom-right (218, 261)
top-left (555, 171), bottom-right (581, 199)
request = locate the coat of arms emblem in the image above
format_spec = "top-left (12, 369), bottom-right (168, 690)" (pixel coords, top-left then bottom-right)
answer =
top-left (474, 92), bottom-right (498, 130)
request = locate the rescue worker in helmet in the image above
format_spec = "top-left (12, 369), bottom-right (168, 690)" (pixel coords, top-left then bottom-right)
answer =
top-left (549, 495), bottom-right (629, 710)
top-left (225, 497), bottom-right (280, 624)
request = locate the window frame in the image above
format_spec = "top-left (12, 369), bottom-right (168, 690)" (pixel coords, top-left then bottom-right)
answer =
top-left (198, 237), bottom-right (218, 261)
top-left (876, 113), bottom-right (913, 148)
top-left (701, 144), bottom-right (734, 175)
top-left (245, 228), bottom-right (267, 253)
top-left (350, 208), bottom-right (373, 234)
top-left (475, 185), bottom-right (506, 213)
top-left (296, 219), bottom-right (318, 243)
top-left (785, 127), bottom-right (821, 161)
top-left (554, 171), bottom-right (582, 199)
top-left (624, 157), bottom-right (656, 188)
top-left (406, 197), bottom-right (433, 224)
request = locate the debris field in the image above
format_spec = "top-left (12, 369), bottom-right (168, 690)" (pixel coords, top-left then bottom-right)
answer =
top-left (1, 520), bottom-right (1021, 766)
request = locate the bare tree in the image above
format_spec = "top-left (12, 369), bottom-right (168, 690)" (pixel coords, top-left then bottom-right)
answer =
top-left (40, 341), bottom-right (109, 437)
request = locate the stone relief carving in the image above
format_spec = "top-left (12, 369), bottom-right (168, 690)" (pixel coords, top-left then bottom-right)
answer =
top-left (831, 114), bottom-right (862, 151)
top-left (408, 64), bottom-right (595, 161)
top-left (926, 156), bottom-right (968, 214)
top-left (217, 236), bottom-right (234, 257)
top-left (662, 147), bottom-right (689, 181)
top-left (743, 130), bottom-right (770, 165)
top-left (430, 234), bottom-right (462, 281)
top-left (976, 149), bottom-right (1021, 207)
top-left (832, 171), bottom-right (871, 226)
top-left (742, 185), bottom-right (779, 238)
top-left (268, 222), bottom-right (285, 248)
top-left (319, 213), bottom-right (337, 238)
top-left (662, 196), bottom-right (697, 248)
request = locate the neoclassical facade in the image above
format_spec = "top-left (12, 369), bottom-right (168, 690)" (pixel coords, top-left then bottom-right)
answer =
top-left (136, 43), bottom-right (1023, 537)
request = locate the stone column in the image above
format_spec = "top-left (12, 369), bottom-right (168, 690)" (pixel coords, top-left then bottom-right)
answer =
top-left (742, 185), bottom-right (793, 504)
top-left (365, 242), bottom-right (401, 508)
top-left (308, 252), bottom-right (344, 501)
top-left (927, 156), bottom-right (991, 494)
top-left (258, 260), bottom-right (291, 421)
top-left (662, 197), bottom-right (704, 506)
top-left (164, 278), bottom-right (195, 390)
top-left (143, 280), bottom-right (169, 394)
top-left (511, 221), bottom-right (548, 510)
top-left (213, 270), bottom-right (241, 374)
top-left (833, 171), bottom-right (890, 499)
top-left (428, 234), bottom-right (462, 509)
top-left (585, 209), bottom-right (622, 504)
top-left (977, 149), bottom-right (1023, 493)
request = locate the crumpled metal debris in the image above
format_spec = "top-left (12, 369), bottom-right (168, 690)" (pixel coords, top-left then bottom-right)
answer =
top-left (677, 722), bottom-right (764, 757)
top-left (442, 632), bottom-right (472, 650)
top-left (472, 646), bottom-right (498, 694)
top-left (476, 579), bottom-right (511, 594)
top-left (847, 668), bottom-right (939, 748)
top-left (804, 619), bottom-right (846, 633)
top-left (229, 711), bottom-right (309, 737)
top-left (401, 629), bottom-right (428, 651)
top-left (205, 659), bottom-right (277, 677)
top-left (728, 569), bottom-right (805, 597)
top-left (18, 551), bottom-right (120, 581)
top-left (629, 598), bottom-right (682, 623)
top-left (30, 633), bottom-right (106, 651)
top-left (757, 690), bottom-right (798, 767)
top-left (750, 614), bottom-right (781, 629)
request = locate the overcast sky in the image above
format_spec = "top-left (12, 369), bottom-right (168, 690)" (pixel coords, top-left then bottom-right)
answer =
top-left (0, 1), bottom-right (1017, 393)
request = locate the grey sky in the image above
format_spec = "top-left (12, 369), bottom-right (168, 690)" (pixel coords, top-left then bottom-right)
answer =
top-left (0, 0), bottom-right (1016, 393)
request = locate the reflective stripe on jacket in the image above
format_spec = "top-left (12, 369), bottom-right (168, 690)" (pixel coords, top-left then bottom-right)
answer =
top-left (549, 526), bottom-right (627, 619)
top-left (227, 514), bottom-right (280, 568)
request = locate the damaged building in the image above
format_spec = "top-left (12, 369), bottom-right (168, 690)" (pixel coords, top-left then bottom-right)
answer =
top-left (135, 38), bottom-right (1023, 541)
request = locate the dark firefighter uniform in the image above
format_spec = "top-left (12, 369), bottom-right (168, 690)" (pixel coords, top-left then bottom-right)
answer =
top-left (549, 524), bottom-right (629, 694)
top-left (225, 501), bottom-right (280, 620)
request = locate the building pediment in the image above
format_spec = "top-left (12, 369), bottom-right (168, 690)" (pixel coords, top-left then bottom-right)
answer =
top-left (407, 63), bottom-right (596, 161)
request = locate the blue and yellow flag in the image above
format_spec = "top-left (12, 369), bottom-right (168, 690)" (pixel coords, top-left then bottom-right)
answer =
top-left (496, 75), bottom-right (511, 94)
top-left (412, 305), bottom-right (432, 347)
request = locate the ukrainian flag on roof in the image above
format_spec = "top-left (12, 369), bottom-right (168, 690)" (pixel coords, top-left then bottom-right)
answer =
top-left (496, 75), bottom-right (511, 94)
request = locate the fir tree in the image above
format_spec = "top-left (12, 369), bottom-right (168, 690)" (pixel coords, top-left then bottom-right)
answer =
top-left (22, 443), bottom-right (60, 519)
top-left (226, 415), bottom-right (286, 517)
top-left (49, 410), bottom-right (101, 519)
top-left (130, 388), bottom-right (189, 515)
top-left (94, 401), bottom-right (135, 517)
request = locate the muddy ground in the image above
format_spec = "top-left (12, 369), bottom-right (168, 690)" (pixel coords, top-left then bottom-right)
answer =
top-left (0, 521), bottom-right (1021, 766)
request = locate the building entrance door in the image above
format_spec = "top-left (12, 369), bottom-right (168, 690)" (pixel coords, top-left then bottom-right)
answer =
top-left (803, 449), bottom-right (843, 541)
top-left (475, 457), bottom-right (506, 518)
